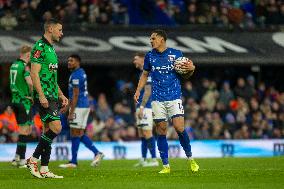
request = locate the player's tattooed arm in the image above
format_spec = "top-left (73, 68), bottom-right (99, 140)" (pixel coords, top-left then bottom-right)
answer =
top-left (141, 84), bottom-right (151, 107)
top-left (31, 63), bottom-right (48, 107)
top-left (137, 83), bottom-right (151, 119)
top-left (134, 70), bottom-right (149, 103)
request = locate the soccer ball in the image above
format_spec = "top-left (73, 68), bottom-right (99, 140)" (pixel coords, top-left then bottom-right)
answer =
top-left (174, 57), bottom-right (192, 74)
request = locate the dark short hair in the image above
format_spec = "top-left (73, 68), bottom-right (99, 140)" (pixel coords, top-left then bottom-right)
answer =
top-left (134, 52), bottom-right (145, 58)
top-left (69, 54), bottom-right (81, 63)
top-left (44, 18), bottom-right (61, 31)
top-left (151, 29), bottom-right (167, 41)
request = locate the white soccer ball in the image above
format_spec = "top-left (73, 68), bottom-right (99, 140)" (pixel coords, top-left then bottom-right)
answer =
top-left (174, 57), bottom-right (191, 74)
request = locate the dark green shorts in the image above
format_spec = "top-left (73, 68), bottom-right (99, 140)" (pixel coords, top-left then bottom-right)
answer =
top-left (11, 103), bottom-right (32, 126)
top-left (35, 98), bottom-right (60, 123)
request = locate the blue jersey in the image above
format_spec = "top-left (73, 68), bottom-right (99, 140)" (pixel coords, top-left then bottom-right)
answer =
top-left (143, 48), bottom-right (183, 101)
top-left (68, 68), bottom-right (89, 108)
top-left (137, 73), bottom-right (152, 109)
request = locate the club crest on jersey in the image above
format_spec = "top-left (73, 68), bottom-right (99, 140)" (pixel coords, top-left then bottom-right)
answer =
top-left (168, 55), bottom-right (176, 62)
top-left (48, 63), bottom-right (58, 72)
top-left (33, 50), bottom-right (41, 58)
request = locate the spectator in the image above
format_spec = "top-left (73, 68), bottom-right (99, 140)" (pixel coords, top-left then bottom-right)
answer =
top-left (96, 93), bottom-right (113, 122)
top-left (219, 81), bottom-right (235, 107)
top-left (0, 8), bottom-right (18, 30)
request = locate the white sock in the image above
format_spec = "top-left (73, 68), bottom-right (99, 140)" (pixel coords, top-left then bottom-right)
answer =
top-left (163, 164), bottom-right (170, 168)
top-left (19, 159), bottom-right (26, 165)
top-left (188, 157), bottom-right (194, 160)
top-left (40, 166), bottom-right (49, 173)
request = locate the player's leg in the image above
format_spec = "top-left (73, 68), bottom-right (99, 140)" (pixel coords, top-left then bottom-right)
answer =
top-left (172, 116), bottom-right (199, 172)
top-left (152, 101), bottom-right (170, 173)
top-left (156, 121), bottom-right (170, 173)
top-left (27, 99), bottom-right (63, 178)
top-left (170, 99), bottom-right (199, 172)
top-left (73, 108), bottom-right (103, 167)
top-left (144, 108), bottom-right (157, 162)
top-left (133, 128), bottom-right (148, 167)
top-left (38, 120), bottom-right (63, 178)
top-left (142, 129), bottom-right (158, 167)
top-left (71, 128), bottom-right (82, 166)
top-left (134, 107), bottom-right (148, 167)
top-left (141, 108), bottom-right (158, 167)
top-left (16, 125), bottom-right (32, 167)
top-left (59, 128), bottom-right (82, 168)
top-left (12, 103), bottom-right (32, 167)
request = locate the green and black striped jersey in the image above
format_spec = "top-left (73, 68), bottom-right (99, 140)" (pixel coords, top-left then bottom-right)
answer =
top-left (9, 59), bottom-right (32, 111)
top-left (31, 36), bottom-right (59, 100)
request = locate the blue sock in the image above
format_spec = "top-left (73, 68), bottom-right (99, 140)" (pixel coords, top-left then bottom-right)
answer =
top-left (141, 137), bottom-right (147, 159)
top-left (146, 137), bottom-right (157, 158)
top-left (177, 130), bottom-right (192, 157)
top-left (71, 137), bottom-right (80, 164)
top-left (81, 135), bottom-right (99, 156)
top-left (157, 135), bottom-right (168, 165)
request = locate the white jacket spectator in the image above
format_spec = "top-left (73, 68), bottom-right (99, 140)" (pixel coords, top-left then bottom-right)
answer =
top-left (0, 10), bottom-right (18, 30)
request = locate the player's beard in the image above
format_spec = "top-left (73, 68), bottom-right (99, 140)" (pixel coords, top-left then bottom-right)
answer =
top-left (52, 35), bottom-right (60, 43)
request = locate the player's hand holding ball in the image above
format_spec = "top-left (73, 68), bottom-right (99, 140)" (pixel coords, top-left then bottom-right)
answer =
top-left (174, 57), bottom-right (195, 75)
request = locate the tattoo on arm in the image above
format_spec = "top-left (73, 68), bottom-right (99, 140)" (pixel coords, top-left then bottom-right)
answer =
top-left (141, 84), bottom-right (151, 107)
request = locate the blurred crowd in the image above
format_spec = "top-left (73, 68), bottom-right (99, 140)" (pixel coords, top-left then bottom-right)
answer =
top-left (2, 74), bottom-right (283, 143)
top-left (86, 75), bottom-right (284, 141)
top-left (0, 0), bottom-right (283, 30)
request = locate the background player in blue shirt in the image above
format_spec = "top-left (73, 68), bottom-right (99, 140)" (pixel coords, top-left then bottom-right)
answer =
top-left (133, 52), bottom-right (158, 167)
top-left (134, 29), bottom-right (199, 174)
top-left (59, 54), bottom-right (104, 168)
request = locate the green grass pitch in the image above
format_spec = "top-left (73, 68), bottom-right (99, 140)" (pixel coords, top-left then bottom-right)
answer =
top-left (0, 157), bottom-right (283, 189)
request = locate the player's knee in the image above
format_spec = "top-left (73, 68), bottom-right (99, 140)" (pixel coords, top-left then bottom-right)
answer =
top-left (173, 125), bottom-right (184, 133)
top-left (49, 121), bottom-right (62, 134)
top-left (70, 128), bottom-right (84, 137)
top-left (19, 126), bottom-right (31, 135)
top-left (143, 130), bottom-right (153, 138)
top-left (156, 126), bottom-right (167, 135)
top-left (26, 128), bottom-right (32, 135)
top-left (51, 127), bottom-right (62, 134)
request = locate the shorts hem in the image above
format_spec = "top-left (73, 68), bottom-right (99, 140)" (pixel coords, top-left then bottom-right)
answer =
top-left (171, 114), bottom-right (184, 119)
top-left (18, 121), bottom-right (33, 126)
top-left (154, 119), bottom-right (167, 123)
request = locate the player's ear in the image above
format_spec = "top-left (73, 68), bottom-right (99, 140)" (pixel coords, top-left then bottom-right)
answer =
top-left (47, 24), bottom-right (54, 33)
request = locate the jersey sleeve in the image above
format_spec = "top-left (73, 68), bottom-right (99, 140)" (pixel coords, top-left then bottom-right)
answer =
top-left (143, 53), bottom-right (151, 71)
top-left (30, 42), bottom-right (45, 64)
top-left (176, 50), bottom-right (183, 59)
top-left (71, 74), bottom-right (80, 88)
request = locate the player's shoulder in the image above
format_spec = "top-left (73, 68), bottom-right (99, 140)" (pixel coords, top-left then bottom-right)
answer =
top-left (145, 49), bottom-right (156, 57)
top-left (79, 68), bottom-right (86, 74)
top-left (167, 48), bottom-right (182, 54)
top-left (72, 68), bottom-right (85, 78)
top-left (11, 59), bottom-right (24, 69)
top-left (76, 68), bottom-right (86, 76)
top-left (32, 38), bottom-right (47, 51)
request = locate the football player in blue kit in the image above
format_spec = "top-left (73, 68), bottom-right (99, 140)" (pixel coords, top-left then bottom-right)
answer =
top-left (134, 30), bottom-right (199, 174)
top-left (133, 52), bottom-right (158, 167)
top-left (59, 54), bottom-right (104, 168)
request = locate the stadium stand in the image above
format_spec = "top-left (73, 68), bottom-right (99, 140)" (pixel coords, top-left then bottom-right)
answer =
top-left (0, 0), bottom-right (284, 143)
